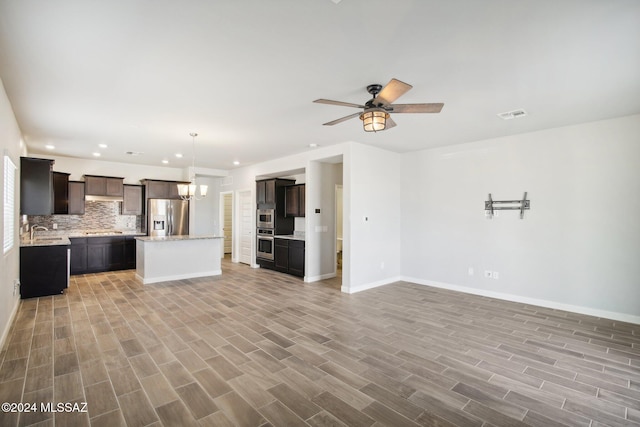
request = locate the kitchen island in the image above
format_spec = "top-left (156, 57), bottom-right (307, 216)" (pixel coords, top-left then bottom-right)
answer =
top-left (135, 235), bottom-right (224, 284)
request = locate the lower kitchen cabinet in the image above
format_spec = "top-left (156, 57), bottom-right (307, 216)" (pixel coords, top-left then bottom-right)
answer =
top-left (288, 240), bottom-right (305, 277)
top-left (274, 238), bottom-right (305, 277)
top-left (70, 236), bottom-right (136, 274)
top-left (20, 244), bottom-right (69, 298)
top-left (70, 238), bottom-right (88, 274)
top-left (274, 239), bottom-right (289, 272)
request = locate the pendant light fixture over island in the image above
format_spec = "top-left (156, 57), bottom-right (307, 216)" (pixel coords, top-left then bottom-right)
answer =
top-left (177, 132), bottom-right (208, 201)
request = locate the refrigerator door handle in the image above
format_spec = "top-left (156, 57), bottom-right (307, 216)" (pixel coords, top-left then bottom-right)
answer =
top-left (168, 203), bottom-right (172, 236)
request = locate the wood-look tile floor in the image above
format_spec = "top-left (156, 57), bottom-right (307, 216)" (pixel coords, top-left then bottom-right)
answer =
top-left (1, 258), bottom-right (639, 427)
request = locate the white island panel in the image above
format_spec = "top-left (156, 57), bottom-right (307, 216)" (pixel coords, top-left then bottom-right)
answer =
top-left (135, 236), bottom-right (223, 284)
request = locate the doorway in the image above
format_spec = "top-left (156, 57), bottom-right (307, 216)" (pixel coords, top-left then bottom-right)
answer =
top-left (220, 192), bottom-right (233, 259)
top-left (238, 190), bottom-right (253, 265)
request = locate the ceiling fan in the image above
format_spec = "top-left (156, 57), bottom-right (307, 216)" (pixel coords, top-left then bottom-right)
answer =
top-left (313, 78), bottom-right (444, 132)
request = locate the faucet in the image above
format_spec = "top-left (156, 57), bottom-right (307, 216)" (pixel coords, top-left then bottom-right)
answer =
top-left (30, 225), bottom-right (48, 241)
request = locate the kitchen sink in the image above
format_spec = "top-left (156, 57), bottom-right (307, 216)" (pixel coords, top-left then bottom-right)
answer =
top-left (35, 237), bottom-right (63, 241)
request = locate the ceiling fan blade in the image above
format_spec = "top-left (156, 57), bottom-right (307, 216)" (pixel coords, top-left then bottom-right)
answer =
top-left (323, 112), bottom-right (361, 126)
top-left (391, 103), bottom-right (444, 113)
top-left (313, 99), bottom-right (365, 109)
top-left (385, 116), bottom-right (397, 129)
top-left (375, 78), bottom-right (413, 105)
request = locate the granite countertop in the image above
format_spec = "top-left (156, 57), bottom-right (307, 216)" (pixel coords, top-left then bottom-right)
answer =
top-left (21, 229), bottom-right (145, 247)
top-left (136, 235), bottom-right (223, 242)
top-left (20, 236), bottom-right (71, 247)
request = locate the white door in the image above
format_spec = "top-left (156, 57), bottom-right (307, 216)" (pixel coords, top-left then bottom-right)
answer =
top-left (221, 193), bottom-right (233, 254)
top-left (238, 190), bottom-right (253, 265)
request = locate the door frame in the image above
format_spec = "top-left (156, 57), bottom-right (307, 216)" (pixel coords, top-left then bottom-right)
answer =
top-left (236, 189), bottom-right (254, 266)
top-left (219, 191), bottom-right (234, 260)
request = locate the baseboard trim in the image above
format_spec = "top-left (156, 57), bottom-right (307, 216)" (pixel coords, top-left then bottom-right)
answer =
top-left (0, 297), bottom-right (20, 352)
top-left (403, 276), bottom-right (640, 325)
top-left (343, 276), bottom-right (402, 294)
top-left (135, 270), bottom-right (222, 285)
top-left (307, 272), bottom-right (337, 282)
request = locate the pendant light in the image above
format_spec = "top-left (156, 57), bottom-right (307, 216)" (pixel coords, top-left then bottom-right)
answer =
top-left (177, 132), bottom-right (208, 201)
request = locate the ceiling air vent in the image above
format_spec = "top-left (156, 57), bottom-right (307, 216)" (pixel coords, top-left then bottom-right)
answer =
top-left (126, 151), bottom-right (144, 156)
top-left (497, 109), bottom-right (527, 120)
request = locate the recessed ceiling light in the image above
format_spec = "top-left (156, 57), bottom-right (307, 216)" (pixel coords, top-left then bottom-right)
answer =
top-left (45, 144), bottom-right (55, 150)
top-left (233, 161), bottom-right (240, 166)
top-left (309, 143), bottom-right (319, 148)
top-left (98, 143), bottom-right (108, 148)
top-left (92, 152), bottom-right (101, 157)
top-left (162, 160), bottom-right (169, 164)
top-left (175, 153), bottom-right (183, 158)
top-left (497, 109), bottom-right (527, 120)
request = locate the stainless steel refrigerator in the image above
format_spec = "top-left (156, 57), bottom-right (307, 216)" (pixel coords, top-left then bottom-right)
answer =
top-left (148, 199), bottom-right (189, 237)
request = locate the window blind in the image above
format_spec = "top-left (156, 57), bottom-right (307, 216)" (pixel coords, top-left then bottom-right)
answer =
top-left (3, 155), bottom-right (16, 254)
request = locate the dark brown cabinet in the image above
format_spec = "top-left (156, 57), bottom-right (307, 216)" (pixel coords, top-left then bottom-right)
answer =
top-left (70, 238), bottom-right (87, 274)
top-left (141, 179), bottom-right (188, 199)
top-left (52, 172), bottom-right (70, 214)
top-left (68, 181), bottom-right (85, 215)
top-left (274, 238), bottom-right (305, 277)
top-left (285, 184), bottom-right (305, 217)
top-left (122, 185), bottom-right (143, 215)
top-left (70, 236), bottom-right (136, 275)
top-left (274, 239), bottom-right (289, 272)
top-left (20, 244), bottom-right (69, 298)
top-left (84, 175), bottom-right (124, 197)
top-left (256, 180), bottom-right (276, 205)
top-left (20, 157), bottom-right (54, 215)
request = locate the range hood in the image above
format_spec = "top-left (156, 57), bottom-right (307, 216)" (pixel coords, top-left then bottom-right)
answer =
top-left (85, 195), bottom-right (123, 202)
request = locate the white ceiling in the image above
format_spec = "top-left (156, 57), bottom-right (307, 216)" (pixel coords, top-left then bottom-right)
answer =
top-left (1, 0), bottom-right (639, 170)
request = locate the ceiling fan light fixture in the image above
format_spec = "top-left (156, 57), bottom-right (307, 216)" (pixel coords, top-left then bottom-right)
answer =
top-left (360, 108), bottom-right (389, 132)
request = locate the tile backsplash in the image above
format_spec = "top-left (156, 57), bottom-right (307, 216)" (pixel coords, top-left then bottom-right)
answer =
top-left (26, 201), bottom-right (141, 232)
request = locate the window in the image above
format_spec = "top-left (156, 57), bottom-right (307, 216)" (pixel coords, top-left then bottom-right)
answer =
top-left (3, 154), bottom-right (16, 254)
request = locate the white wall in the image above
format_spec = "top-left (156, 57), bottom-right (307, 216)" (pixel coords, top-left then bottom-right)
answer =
top-left (346, 143), bottom-right (402, 292)
top-left (34, 154), bottom-right (186, 183)
top-left (191, 176), bottom-right (222, 236)
top-left (0, 78), bottom-right (27, 349)
top-left (305, 160), bottom-right (342, 280)
top-left (401, 114), bottom-right (640, 322)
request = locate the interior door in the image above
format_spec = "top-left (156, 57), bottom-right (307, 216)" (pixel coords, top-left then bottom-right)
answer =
top-left (238, 190), bottom-right (253, 265)
top-left (223, 193), bottom-right (232, 254)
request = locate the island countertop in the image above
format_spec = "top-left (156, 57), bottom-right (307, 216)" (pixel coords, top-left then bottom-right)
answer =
top-left (135, 235), bottom-right (223, 242)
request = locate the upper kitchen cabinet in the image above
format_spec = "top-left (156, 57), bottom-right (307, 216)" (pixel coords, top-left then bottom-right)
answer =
top-left (52, 172), bottom-right (70, 214)
top-left (285, 184), bottom-right (305, 217)
top-left (141, 179), bottom-right (189, 199)
top-left (256, 179), bottom-right (276, 205)
top-left (84, 175), bottom-right (124, 200)
top-left (68, 181), bottom-right (85, 215)
top-left (256, 178), bottom-right (295, 207)
top-left (20, 157), bottom-right (54, 215)
top-left (122, 184), bottom-right (143, 215)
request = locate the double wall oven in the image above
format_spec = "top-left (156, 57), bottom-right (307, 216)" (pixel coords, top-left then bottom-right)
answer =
top-left (256, 208), bottom-right (275, 260)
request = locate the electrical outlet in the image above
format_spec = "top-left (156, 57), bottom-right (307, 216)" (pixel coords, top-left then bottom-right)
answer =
top-left (52, 223), bottom-right (58, 230)
top-left (493, 271), bottom-right (500, 279)
top-left (468, 267), bottom-right (474, 276)
top-left (380, 262), bottom-right (385, 269)
top-left (484, 270), bottom-right (492, 278)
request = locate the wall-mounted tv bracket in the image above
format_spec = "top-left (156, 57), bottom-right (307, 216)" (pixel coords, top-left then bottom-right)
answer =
top-left (485, 192), bottom-right (530, 219)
